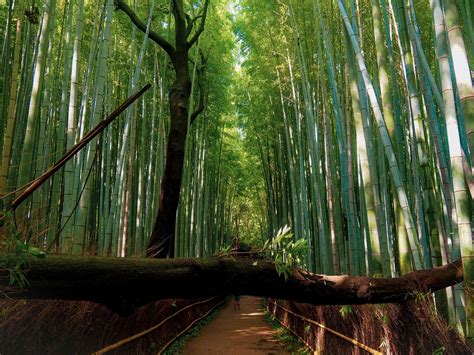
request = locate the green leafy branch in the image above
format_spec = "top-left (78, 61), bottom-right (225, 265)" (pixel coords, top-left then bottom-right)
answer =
top-left (213, 225), bottom-right (308, 280)
top-left (0, 210), bottom-right (46, 288)
top-left (262, 225), bottom-right (308, 280)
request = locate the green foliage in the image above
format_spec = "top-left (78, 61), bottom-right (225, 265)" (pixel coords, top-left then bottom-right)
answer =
top-left (264, 311), bottom-right (309, 354)
top-left (214, 225), bottom-right (307, 280)
top-left (263, 225), bottom-right (308, 280)
top-left (414, 292), bottom-right (431, 301)
top-left (339, 305), bottom-right (353, 318)
top-left (215, 244), bottom-right (232, 256)
top-left (432, 346), bottom-right (446, 355)
top-left (161, 300), bottom-right (226, 355)
top-left (374, 304), bottom-right (390, 325)
top-left (380, 313), bottom-right (389, 325)
top-left (0, 211), bottom-right (46, 288)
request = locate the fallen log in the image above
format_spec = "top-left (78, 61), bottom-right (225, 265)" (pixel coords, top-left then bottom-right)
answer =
top-left (0, 255), bottom-right (463, 315)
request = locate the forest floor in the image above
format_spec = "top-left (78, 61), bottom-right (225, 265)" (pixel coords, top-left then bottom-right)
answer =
top-left (182, 296), bottom-right (290, 354)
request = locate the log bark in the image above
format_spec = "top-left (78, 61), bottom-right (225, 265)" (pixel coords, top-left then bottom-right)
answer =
top-left (0, 255), bottom-right (463, 315)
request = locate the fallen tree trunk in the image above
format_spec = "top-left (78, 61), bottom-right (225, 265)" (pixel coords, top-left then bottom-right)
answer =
top-left (0, 255), bottom-right (463, 315)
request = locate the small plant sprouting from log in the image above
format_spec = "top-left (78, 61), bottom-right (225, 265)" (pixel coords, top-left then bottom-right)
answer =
top-left (262, 225), bottom-right (308, 280)
top-left (0, 211), bottom-right (45, 288)
top-left (216, 225), bottom-right (308, 280)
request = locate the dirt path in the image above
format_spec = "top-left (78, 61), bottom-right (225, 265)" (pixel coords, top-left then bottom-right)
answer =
top-left (182, 296), bottom-right (289, 354)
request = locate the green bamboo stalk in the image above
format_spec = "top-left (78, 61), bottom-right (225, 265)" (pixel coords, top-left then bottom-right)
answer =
top-left (74, 0), bottom-right (114, 254)
top-left (443, 0), bottom-right (474, 180)
top-left (346, 33), bottom-right (386, 275)
top-left (0, 0), bottom-right (24, 200)
top-left (289, 2), bottom-right (332, 273)
top-left (0, 1), bottom-right (14, 147)
top-left (17, 0), bottom-right (57, 223)
top-left (337, 0), bottom-right (423, 270)
top-left (317, 6), bottom-right (357, 273)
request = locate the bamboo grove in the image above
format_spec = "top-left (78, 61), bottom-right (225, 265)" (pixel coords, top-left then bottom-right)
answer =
top-left (234, 0), bottom-right (473, 337)
top-left (0, 0), bottom-right (244, 258)
top-left (0, 0), bottom-right (473, 340)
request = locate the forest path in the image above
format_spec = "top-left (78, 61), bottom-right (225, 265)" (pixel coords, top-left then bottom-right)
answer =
top-left (182, 296), bottom-right (289, 354)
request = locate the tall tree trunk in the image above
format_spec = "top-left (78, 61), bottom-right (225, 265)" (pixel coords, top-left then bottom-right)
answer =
top-left (147, 66), bottom-right (191, 257)
top-left (116, 0), bottom-right (209, 258)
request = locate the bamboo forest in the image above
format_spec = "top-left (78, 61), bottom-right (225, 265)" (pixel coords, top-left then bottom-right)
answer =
top-left (0, 0), bottom-right (473, 353)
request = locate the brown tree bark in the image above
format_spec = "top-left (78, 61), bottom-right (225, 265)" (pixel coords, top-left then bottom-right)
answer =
top-left (1, 255), bottom-right (463, 315)
top-left (115, 0), bottom-right (209, 258)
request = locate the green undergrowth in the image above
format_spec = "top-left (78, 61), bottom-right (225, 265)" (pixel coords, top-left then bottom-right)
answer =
top-left (159, 299), bottom-right (227, 355)
top-left (263, 306), bottom-right (309, 354)
top-left (0, 211), bottom-right (46, 288)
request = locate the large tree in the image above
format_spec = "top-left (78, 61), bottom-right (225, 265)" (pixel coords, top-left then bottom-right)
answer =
top-left (114, 0), bottom-right (209, 258)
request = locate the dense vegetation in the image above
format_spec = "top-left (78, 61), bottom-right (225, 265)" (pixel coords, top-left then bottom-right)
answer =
top-left (0, 0), bottom-right (473, 341)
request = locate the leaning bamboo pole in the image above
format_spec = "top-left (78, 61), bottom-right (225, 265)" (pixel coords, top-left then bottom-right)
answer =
top-left (9, 84), bottom-right (151, 211)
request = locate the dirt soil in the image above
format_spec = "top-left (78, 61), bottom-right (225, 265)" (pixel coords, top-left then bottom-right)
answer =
top-left (183, 296), bottom-right (289, 354)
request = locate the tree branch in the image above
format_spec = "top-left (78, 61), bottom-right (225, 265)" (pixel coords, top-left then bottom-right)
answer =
top-left (186, 14), bottom-right (204, 38)
top-left (115, 0), bottom-right (175, 59)
top-left (172, 0), bottom-right (186, 42)
top-left (185, 13), bottom-right (194, 37)
top-left (191, 51), bottom-right (207, 123)
top-left (0, 255), bottom-right (463, 315)
top-left (187, 0), bottom-right (210, 48)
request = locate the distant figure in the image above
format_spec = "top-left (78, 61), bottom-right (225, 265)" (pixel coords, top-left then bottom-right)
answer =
top-left (234, 294), bottom-right (241, 310)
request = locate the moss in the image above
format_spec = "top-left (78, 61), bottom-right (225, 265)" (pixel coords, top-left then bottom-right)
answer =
top-left (263, 311), bottom-right (309, 354)
top-left (162, 299), bottom-right (227, 354)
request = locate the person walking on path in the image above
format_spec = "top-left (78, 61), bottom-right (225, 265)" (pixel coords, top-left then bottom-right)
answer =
top-left (233, 294), bottom-right (240, 310)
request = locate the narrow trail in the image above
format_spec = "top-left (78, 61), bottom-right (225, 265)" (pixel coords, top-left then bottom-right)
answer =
top-left (182, 296), bottom-right (290, 354)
